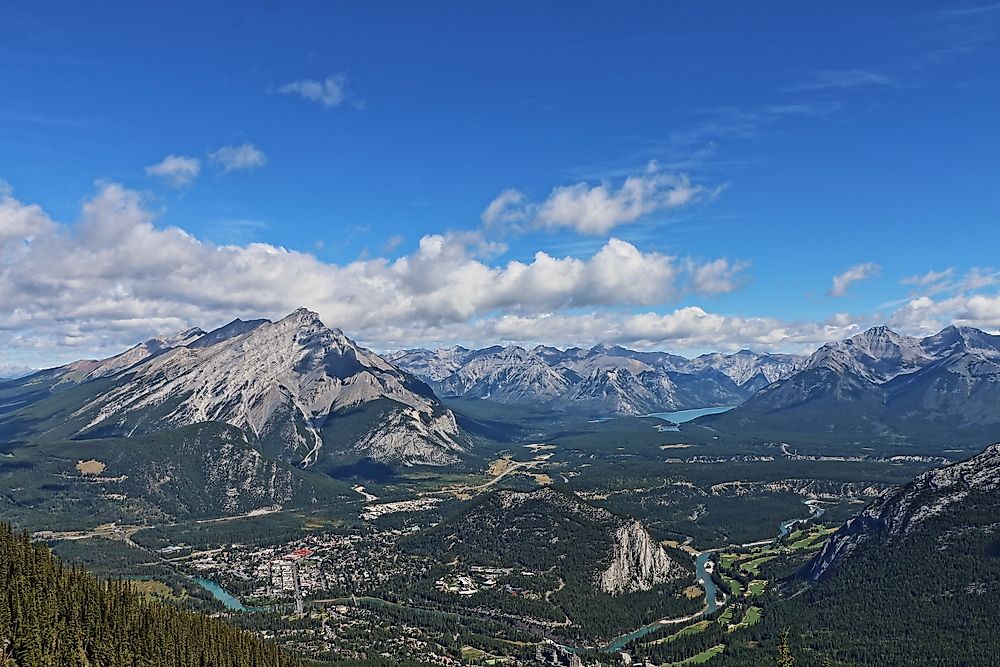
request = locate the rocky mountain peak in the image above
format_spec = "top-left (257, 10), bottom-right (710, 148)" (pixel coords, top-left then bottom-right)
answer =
top-left (922, 325), bottom-right (1000, 360)
top-left (275, 306), bottom-right (329, 333)
top-left (391, 342), bottom-right (804, 414)
top-left (807, 326), bottom-right (928, 383)
top-left (69, 308), bottom-right (465, 467)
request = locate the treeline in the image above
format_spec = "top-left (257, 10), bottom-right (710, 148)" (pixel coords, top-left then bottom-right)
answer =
top-left (0, 523), bottom-right (301, 667)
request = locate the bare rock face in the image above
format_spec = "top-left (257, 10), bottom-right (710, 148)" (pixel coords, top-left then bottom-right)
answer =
top-left (352, 407), bottom-right (464, 467)
top-left (422, 486), bottom-right (687, 597)
top-left (806, 325), bottom-right (932, 383)
top-left (599, 520), bottom-right (680, 595)
top-left (68, 308), bottom-right (465, 467)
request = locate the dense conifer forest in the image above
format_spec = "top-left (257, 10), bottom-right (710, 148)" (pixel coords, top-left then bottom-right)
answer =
top-left (0, 523), bottom-right (301, 667)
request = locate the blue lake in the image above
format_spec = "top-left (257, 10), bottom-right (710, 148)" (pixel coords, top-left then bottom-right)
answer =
top-left (647, 405), bottom-right (736, 429)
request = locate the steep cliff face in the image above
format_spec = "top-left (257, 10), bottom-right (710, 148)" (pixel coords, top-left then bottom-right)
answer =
top-left (599, 520), bottom-right (680, 595)
top-left (350, 406), bottom-right (463, 466)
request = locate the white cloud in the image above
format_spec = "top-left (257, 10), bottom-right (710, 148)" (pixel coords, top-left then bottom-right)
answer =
top-left (382, 234), bottom-right (405, 253)
top-left (829, 262), bottom-right (881, 297)
top-left (483, 168), bottom-right (705, 235)
top-left (6, 185), bottom-right (994, 366)
top-left (686, 258), bottom-right (749, 295)
top-left (462, 308), bottom-right (863, 354)
top-left (901, 267), bottom-right (954, 286)
top-left (961, 293), bottom-right (1000, 321)
top-left (886, 282), bottom-right (1000, 334)
top-left (0, 183), bottom-right (748, 366)
top-left (145, 154), bottom-right (201, 187)
top-left (209, 143), bottom-right (267, 172)
top-left (481, 188), bottom-right (526, 226)
top-left (784, 69), bottom-right (896, 93)
top-left (277, 74), bottom-right (360, 109)
top-left (0, 185), bottom-right (55, 247)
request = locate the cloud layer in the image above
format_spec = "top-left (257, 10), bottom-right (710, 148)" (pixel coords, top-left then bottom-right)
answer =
top-left (1, 185), bottom-right (996, 368)
top-left (146, 155), bottom-right (201, 187)
top-left (209, 143), bottom-right (267, 172)
top-left (0, 183), bottom-right (745, 365)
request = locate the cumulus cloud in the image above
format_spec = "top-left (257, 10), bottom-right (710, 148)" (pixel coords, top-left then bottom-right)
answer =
top-left (0, 184), bottom-right (55, 246)
top-left (686, 258), bottom-right (749, 295)
top-left (481, 189), bottom-right (526, 226)
top-left (145, 154), bottom-right (201, 187)
top-left (886, 267), bottom-right (1000, 334)
top-left (277, 74), bottom-right (360, 109)
top-left (961, 293), bottom-right (1000, 322)
top-left (6, 185), bottom-right (994, 366)
top-left (0, 183), bottom-right (747, 365)
top-left (459, 308), bottom-right (864, 354)
top-left (829, 262), bottom-right (880, 297)
top-left (209, 143), bottom-right (267, 172)
top-left (483, 168), bottom-right (705, 235)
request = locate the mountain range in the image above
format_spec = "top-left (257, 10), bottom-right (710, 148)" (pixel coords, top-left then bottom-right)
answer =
top-left (388, 344), bottom-right (804, 415)
top-left (5, 313), bottom-right (999, 532)
top-left (705, 325), bottom-right (1000, 448)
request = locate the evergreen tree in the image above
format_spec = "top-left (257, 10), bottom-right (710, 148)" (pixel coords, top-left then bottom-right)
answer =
top-left (0, 523), bottom-right (301, 667)
top-left (777, 629), bottom-right (794, 667)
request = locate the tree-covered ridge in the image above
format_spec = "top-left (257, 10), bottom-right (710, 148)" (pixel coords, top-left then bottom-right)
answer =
top-left (0, 523), bottom-right (301, 667)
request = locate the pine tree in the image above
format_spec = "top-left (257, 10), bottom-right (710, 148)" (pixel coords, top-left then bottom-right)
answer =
top-left (0, 523), bottom-right (302, 667)
top-left (777, 628), bottom-right (795, 667)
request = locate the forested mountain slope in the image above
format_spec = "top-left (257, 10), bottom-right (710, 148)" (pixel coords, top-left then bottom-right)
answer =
top-left (0, 522), bottom-right (301, 667)
top-left (720, 443), bottom-right (1000, 666)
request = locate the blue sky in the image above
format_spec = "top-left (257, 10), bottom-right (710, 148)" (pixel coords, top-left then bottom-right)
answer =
top-left (1, 2), bottom-right (999, 370)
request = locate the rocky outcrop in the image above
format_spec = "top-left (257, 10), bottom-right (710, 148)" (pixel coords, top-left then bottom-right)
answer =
top-left (599, 520), bottom-right (680, 595)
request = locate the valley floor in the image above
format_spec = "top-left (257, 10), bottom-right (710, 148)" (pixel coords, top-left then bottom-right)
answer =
top-left (20, 406), bottom-right (947, 666)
